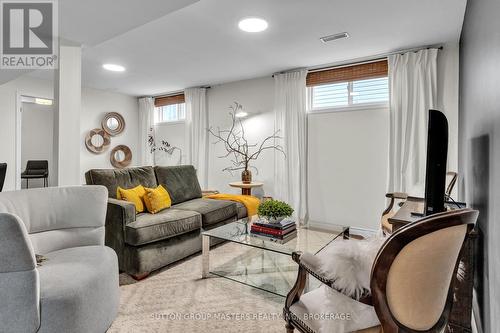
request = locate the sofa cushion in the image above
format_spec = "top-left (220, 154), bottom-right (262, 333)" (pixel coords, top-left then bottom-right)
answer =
top-left (173, 198), bottom-right (237, 228)
top-left (125, 209), bottom-right (201, 246)
top-left (85, 166), bottom-right (157, 199)
top-left (38, 246), bottom-right (119, 333)
top-left (154, 165), bottom-right (202, 204)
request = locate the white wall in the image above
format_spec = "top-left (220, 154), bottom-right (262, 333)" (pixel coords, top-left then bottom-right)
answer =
top-left (0, 75), bottom-right (54, 191)
top-left (308, 108), bottom-right (389, 229)
top-left (80, 87), bottom-right (139, 183)
top-left (206, 77), bottom-right (275, 197)
top-left (0, 74), bottom-right (140, 189)
top-left (56, 46), bottom-right (81, 186)
top-left (21, 102), bottom-right (56, 188)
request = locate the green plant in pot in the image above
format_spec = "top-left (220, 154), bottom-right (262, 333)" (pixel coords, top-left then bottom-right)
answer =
top-left (257, 200), bottom-right (294, 223)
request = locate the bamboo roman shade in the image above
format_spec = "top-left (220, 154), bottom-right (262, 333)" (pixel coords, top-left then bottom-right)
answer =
top-left (306, 60), bottom-right (388, 87)
top-left (154, 94), bottom-right (185, 107)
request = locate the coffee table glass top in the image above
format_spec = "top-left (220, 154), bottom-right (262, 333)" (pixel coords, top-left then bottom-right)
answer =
top-left (203, 218), bottom-right (347, 255)
top-left (202, 218), bottom-right (348, 296)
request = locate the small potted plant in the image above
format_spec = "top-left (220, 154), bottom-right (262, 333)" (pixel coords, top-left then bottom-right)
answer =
top-left (257, 200), bottom-right (294, 224)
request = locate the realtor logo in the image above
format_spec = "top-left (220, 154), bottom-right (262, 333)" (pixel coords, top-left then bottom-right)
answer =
top-left (1, 0), bottom-right (58, 69)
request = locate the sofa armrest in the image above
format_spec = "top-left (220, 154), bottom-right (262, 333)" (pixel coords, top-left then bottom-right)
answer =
top-left (107, 198), bottom-right (136, 226)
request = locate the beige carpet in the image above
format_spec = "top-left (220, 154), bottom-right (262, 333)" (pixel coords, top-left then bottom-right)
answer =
top-left (108, 243), bottom-right (289, 333)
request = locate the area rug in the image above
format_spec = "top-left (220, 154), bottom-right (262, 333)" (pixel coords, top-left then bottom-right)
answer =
top-left (108, 242), bottom-right (287, 333)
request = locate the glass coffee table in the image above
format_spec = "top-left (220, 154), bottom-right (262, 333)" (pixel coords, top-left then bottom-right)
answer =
top-left (201, 218), bottom-right (349, 297)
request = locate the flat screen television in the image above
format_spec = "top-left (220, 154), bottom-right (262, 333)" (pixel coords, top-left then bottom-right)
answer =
top-left (423, 109), bottom-right (449, 216)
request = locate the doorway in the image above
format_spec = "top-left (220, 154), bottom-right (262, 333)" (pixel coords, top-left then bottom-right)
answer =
top-left (18, 95), bottom-right (56, 189)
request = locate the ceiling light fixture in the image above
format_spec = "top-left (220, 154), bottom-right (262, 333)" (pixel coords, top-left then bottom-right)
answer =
top-left (102, 63), bottom-right (126, 72)
top-left (238, 17), bottom-right (268, 33)
top-left (320, 32), bottom-right (350, 43)
top-left (235, 111), bottom-right (248, 118)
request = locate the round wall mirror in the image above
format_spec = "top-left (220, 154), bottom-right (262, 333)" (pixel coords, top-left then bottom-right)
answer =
top-left (110, 145), bottom-right (132, 168)
top-left (102, 112), bottom-right (125, 136)
top-left (85, 128), bottom-right (110, 154)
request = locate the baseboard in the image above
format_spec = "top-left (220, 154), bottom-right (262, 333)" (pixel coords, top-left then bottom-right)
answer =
top-left (308, 220), bottom-right (378, 237)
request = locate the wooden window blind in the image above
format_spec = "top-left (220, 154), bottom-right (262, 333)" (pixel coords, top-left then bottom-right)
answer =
top-left (306, 60), bottom-right (388, 87)
top-left (154, 94), bottom-right (185, 107)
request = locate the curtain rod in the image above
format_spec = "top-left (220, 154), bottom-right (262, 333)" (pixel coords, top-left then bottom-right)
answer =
top-left (145, 85), bottom-right (211, 100)
top-left (306, 44), bottom-right (443, 73)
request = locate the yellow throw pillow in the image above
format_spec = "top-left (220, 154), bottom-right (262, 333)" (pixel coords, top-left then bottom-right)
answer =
top-left (143, 185), bottom-right (171, 214)
top-left (117, 185), bottom-right (146, 213)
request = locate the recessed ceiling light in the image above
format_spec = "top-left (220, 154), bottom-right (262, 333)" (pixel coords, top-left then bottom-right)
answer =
top-left (235, 111), bottom-right (248, 118)
top-left (102, 63), bottom-right (126, 72)
top-left (238, 17), bottom-right (268, 33)
top-left (320, 32), bottom-right (350, 43)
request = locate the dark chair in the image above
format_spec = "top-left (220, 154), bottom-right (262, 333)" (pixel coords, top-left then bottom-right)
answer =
top-left (21, 160), bottom-right (49, 188)
top-left (0, 163), bottom-right (6, 192)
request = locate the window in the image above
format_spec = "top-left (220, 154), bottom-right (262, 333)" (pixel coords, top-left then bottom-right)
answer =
top-left (154, 103), bottom-right (185, 123)
top-left (310, 77), bottom-right (389, 110)
top-left (306, 60), bottom-right (389, 112)
top-left (154, 93), bottom-right (185, 124)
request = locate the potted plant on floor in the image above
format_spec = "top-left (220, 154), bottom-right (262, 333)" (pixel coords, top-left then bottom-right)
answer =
top-left (208, 102), bottom-right (285, 184)
top-left (257, 199), bottom-right (294, 224)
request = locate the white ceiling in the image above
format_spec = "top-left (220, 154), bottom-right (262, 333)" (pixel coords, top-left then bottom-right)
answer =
top-left (2, 0), bottom-right (467, 96)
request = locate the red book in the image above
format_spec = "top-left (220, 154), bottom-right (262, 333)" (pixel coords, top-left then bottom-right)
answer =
top-left (251, 224), bottom-right (296, 236)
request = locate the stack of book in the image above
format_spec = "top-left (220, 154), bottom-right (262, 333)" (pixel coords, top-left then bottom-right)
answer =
top-left (250, 218), bottom-right (297, 244)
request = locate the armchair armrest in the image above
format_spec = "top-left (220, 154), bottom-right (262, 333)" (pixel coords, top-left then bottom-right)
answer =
top-left (107, 198), bottom-right (136, 226)
top-left (0, 213), bottom-right (36, 272)
top-left (0, 213), bottom-right (40, 332)
top-left (385, 192), bottom-right (408, 200)
top-left (383, 192), bottom-right (409, 216)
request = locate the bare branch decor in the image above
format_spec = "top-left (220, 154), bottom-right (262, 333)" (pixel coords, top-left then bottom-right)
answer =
top-left (148, 131), bottom-right (183, 165)
top-left (208, 102), bottom-right (285, 183)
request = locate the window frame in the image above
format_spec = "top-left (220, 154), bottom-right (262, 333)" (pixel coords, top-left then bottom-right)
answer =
top-left (307, 77), bottom-right (389, 114)
top-left (154, 103), bottom-right (186, 125)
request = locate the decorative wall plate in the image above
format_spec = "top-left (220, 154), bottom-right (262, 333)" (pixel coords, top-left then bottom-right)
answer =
top-left (85, 128), bottom-right (111, 154)
top-left (102, 112), bottom-right (125, 136)
top-left (110, 145), bottom-right (132, 168)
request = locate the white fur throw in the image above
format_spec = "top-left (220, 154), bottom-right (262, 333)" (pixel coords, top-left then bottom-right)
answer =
top-left (317, 231), bottom-right (387, 300)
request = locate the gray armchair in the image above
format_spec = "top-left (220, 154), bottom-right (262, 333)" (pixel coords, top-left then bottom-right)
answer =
top-left (0, 186), bottom-right (119, 333)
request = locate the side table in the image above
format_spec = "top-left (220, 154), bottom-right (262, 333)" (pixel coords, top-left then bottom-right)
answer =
top-left (228, 181), bottom-right (263, 195)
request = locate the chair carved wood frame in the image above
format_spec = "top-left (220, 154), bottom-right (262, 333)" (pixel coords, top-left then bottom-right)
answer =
top-left (284, 209), bottom-right (477, 333)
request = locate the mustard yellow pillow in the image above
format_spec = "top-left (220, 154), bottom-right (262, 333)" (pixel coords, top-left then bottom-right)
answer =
top-left (117, 185), bottom-right (146, 213)
top-left (143, 185), bottom-right (171, 214)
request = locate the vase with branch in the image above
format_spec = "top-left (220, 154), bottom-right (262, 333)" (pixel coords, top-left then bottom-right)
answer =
top-left (208, 102), bottom-right (285, 184)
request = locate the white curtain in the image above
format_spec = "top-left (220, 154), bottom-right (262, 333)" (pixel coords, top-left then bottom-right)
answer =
top-left (388, 49), bottom-right (438, 196)
top-left (274, 69), bottom-right (308, 224)
top-left (184, 87), bottom-right (208, 188)
top-left (138, 97), bottom-right (155, 166)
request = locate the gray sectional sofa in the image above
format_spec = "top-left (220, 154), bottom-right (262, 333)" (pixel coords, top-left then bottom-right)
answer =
top-left (85, 165), bottom-right (247, 278)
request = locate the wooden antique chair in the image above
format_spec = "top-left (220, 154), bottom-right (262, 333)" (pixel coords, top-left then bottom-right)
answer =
top-left (284, 208), bottom-right (478, 333)
top-left (381, 171), bottom-right (459, 234)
